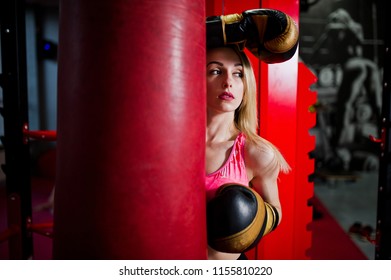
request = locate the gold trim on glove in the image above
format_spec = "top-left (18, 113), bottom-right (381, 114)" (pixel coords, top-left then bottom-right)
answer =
top-left (264, 202), bottom-right (277, 235)
top-left (220, 14), bottom-right (244, 45)
top-left (264, 15), bottom-right (299, 53)
top-left (211, 185), bottom-right (266, 253)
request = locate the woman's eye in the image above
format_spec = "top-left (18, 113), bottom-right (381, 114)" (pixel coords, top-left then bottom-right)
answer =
top-left (233, 72), bottom-right (243, 78)
top-left (210, 69), bottom-right (221, 75)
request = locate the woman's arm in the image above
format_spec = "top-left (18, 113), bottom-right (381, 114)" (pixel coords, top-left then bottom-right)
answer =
top-left (245, 141), bottom-right (283, 224)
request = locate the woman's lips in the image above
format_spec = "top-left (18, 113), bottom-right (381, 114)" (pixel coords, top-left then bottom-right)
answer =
top-left (218, 92), bottom-right (234, 100)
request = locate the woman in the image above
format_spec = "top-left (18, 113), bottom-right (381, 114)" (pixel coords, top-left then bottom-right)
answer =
top-left (205, 46), bottom-right (290, 260)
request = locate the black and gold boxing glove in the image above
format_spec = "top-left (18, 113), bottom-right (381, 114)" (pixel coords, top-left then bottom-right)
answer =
top-left (207, 184), bottom-right (279, 253)
top-left (206, 9), bottom-right (299, 64)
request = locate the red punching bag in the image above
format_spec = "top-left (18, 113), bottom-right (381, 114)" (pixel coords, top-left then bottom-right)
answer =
top-left (53, 0), bottom-right (207, 259)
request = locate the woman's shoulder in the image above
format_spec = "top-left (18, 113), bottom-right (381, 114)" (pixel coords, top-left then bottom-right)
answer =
top-left (245, 137), bottom-right (277, 166)
top-left (244, 135), bottom-right (291, 174)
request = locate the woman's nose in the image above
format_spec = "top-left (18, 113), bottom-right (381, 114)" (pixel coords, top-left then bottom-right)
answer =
top-left (223, 76), bottom-right (233, 88)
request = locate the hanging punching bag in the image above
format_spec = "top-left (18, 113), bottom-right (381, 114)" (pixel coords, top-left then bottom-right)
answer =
top-left (53, 0), bottom-right (207, 259)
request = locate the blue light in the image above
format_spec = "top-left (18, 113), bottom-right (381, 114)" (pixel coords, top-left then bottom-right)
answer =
top-left (44, 43), bottom-right (51, 51)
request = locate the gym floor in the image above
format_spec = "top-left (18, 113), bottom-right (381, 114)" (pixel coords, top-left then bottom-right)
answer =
top-left (314, 171), bottom-right (378, 259)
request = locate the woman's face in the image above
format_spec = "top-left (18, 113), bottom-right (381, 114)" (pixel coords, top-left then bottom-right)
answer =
top-left (206, 47), bottom-right (244, 114)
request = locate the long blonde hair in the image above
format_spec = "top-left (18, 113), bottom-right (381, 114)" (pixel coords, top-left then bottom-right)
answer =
top-left (231, 46), bottom-right (291, 174)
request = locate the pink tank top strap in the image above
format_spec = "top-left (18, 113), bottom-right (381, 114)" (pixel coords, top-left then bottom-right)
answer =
top-left (205, 132), bottom-right (249, 201)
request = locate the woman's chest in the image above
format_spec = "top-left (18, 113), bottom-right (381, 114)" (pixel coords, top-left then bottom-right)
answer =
top-left (205, 141), bottom-right (234, 174)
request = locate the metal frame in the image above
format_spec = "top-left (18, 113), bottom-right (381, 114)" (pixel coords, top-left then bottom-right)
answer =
top-left (375, 8), bottom-right (391, 259)
top-left (0, 0), bottom-right (33, 259)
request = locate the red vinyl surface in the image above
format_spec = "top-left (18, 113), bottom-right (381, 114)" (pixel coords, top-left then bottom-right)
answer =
top-left (53, 0), bottom-right (207, 259)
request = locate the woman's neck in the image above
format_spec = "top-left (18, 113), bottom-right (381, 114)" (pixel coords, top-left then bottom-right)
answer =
top-left (206, 112), bottom-right (238, 143)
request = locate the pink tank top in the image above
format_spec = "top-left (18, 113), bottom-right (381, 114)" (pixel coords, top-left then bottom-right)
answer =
top-left (205, 132), bottom-right (249, 201)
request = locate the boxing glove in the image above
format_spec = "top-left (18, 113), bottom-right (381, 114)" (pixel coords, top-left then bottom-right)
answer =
top-left (207, 184), bottom-right (279, 253)
top-left (206, 9), bottom-right (299, 64)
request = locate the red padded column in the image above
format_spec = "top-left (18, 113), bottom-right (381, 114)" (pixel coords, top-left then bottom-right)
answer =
top-left (53, 0), bottom-right (206, 259)
top-left (258, 0), bottom-right (314, 260)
